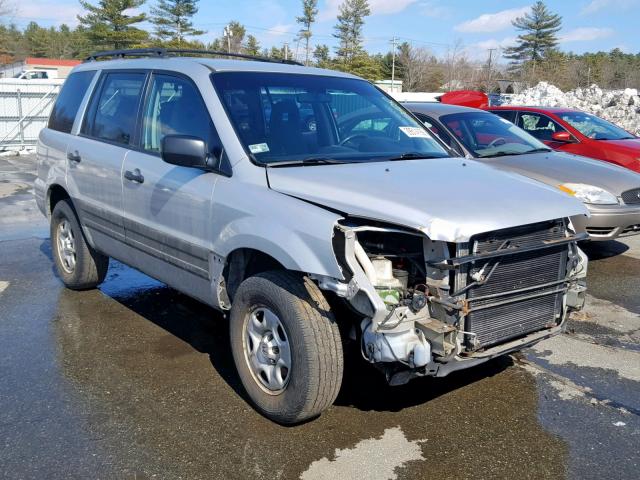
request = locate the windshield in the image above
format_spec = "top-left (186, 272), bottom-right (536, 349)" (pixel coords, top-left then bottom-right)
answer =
top-left (439, 111), bottom-right (550, 158)
top-left (211, 72), bottom-right (448, 165)
top-left (558, 111), bottom-right (634, 140)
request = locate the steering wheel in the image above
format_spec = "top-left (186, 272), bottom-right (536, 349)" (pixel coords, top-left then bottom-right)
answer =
top-left (340, 133), bottom-right (369, 147)
top-left (487, 137), bottom-right (507, 148)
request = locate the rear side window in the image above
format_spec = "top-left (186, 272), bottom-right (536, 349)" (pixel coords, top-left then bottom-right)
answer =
top-left (490, 110), bottom-right (517, 123)
top-left (48, 71), bottom-right (95, 133)
top-left (83, 72), bottom-right (146, 145)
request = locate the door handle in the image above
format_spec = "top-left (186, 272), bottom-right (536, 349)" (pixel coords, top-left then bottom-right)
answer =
top-left (67, 151), bottom-right (81, 163)
top-left (124, 168), bottom-right (144, 184)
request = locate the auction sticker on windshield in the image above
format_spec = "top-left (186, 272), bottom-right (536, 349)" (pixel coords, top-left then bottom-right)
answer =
top-left (399, 126), bottom-right (431, 138)
top-left (249, 143), bottom-right (270, 154)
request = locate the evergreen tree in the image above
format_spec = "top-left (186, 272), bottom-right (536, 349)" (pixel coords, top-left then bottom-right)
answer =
top-left (296, 0), bottom-right (318, 65)
top-left (150, 0), bottom-right (204, 47)
top-left (270, 45), bottom-right (285, 60)
top-left (313, 44), bottom-right (330, 68)
top-left (209, 21), bottom-right (245, 53)
top-left (78, 0), bottom-right (148, 51)
top-left (23, 22), bottom-right (50, 57)
top-left (503, 1), bottom-right (562, 66)
top-left (333, 0), bottom-right (370, 66)
top-left (244, 34), bottom-right (260, 56)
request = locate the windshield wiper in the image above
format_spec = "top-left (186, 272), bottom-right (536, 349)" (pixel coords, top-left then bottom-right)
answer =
top-left (384, 152), bottom-right (444, 161)
top-left (521, 147), bottom-right (552, 154)
top-left (479, 151), bottom-right (518, 158)
top-left (595, 136), bottom-right (636, 141)
top-left (267, 157), bottom-right (351, 167)
top-left (480, 147), bottom-right (551, 158)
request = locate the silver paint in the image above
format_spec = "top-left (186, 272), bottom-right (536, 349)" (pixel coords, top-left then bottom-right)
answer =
top-left (406, 102), bottom-right (640, 240)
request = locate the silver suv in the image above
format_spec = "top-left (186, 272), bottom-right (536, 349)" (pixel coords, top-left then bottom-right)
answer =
top-left (36, 49), bottom-right (589, 424)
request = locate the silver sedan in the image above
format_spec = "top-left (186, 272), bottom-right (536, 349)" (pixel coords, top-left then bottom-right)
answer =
top-left (406, 102), bottom-right (640, 241)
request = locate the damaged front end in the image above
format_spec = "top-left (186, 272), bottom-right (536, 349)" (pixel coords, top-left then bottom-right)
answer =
top-left (315, 218), bottom-right (588, 386)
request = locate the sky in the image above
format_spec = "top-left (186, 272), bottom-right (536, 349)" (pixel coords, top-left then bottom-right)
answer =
top-left (5, 0), bottom-right (640, 62)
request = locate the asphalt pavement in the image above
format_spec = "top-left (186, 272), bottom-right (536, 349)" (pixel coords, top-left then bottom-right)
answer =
top-left (1, 154), bottom-right (638, 479)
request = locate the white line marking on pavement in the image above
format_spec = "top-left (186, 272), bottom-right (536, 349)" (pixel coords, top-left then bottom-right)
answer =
top-left (300, 427), bottom-right (424, 480)
top-left (0, 281), bottom-right (9, 294)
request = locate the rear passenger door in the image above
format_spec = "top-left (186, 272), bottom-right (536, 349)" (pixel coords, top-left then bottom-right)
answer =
top-left (68, 71), bottom-right (147, 247)
top-left (122, 73), bottom-right (222, 283)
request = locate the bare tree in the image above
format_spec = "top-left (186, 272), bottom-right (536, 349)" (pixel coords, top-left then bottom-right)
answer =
top-left (396, 43), bottom-right (432, 92)
top-left (444, 39), bottom-right (467, 91)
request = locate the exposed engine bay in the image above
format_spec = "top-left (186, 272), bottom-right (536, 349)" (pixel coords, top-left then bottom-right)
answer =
top-left (316, 218), bottom-right (588, 385)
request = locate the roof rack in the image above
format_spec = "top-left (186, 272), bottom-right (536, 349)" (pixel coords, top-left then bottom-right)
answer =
top-left (84, 48), bottom-right (304, 66)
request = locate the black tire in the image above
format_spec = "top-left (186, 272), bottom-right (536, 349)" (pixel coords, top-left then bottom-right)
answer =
top-left (50, 199), bottom-right (109, 290)
top-left (230, 271), bottom-right (343, 424)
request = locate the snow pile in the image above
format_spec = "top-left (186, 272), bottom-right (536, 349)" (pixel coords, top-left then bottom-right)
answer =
top-left (506, 82), bottom-right (640, 135)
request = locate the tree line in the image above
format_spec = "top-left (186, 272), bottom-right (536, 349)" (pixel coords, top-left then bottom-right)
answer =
top-left (1, 0), bottom-right (639, 90)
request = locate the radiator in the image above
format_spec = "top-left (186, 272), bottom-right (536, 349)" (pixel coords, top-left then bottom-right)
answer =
top-left (465, 220), bottom-right (568, 349)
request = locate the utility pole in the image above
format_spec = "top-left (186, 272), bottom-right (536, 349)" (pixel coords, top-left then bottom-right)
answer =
top-left (284, 42), bottom-right (289, 61)
top-left (486, 48), bottom-right (496, 85)
top-left (295, 39), bottom-right (301, 63)
top-left (390, 36), bottom-right (398, 93)
top-left (224, 25), bottom-right (233, 53)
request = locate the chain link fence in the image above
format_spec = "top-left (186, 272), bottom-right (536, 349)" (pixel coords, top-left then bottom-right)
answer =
top-left (0, 80), bottom-right (63, 151)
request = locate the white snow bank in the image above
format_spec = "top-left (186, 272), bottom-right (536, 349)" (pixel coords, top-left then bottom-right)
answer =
top-left (506, 82), bottom-right (640, 135)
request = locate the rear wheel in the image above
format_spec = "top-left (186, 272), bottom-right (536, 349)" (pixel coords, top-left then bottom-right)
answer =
top-left (50, 199), bottom-right (109, 290)
top-left (230, 271), bottom-right (343, 424)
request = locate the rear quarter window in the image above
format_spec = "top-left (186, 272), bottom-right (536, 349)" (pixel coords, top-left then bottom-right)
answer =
top-left (490, 110), bottom-right (517, 123)
top-left (48, 71), bottom-right (96, 134)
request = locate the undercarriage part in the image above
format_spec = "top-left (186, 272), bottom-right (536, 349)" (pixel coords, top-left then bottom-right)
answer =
top-left (361, 319), bottom-right (432, 368)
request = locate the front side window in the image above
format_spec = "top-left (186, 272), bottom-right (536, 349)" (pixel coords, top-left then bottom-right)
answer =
top-left (517, 112), bottom-right (567, 142)
top-left (83, 72), bottom-right (146, 145)
top-left (440, 112), bottom-right (550, 158)
top-left (212, 72), bottom-right (448, 165)
top-left (558, 111), bottom-right (635, 140)
top-left (141, 74), bottom-right (220, 153)
top-left (48, 70), bottom-right (95, 133)
top-left (414, 113), bottom-right (463, 156)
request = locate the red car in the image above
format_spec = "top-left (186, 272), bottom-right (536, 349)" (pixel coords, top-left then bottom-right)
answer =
top-left (487, 106), bottom-right (640, 173)
top-left (439, 91), bottom-right (640, 173)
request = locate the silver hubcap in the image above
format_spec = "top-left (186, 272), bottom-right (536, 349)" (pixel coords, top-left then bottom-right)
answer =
top-left (56, 219), bottom-right (76, 274)
top-left (243, 307), bottom-right (292, 394)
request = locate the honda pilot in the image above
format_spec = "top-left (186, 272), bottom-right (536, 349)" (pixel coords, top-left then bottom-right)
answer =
top-left (36, 49), bottom-right (589, 424)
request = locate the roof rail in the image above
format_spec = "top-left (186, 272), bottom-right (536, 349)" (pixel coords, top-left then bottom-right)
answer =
top-left (84, 48), bottom-right (304, 66)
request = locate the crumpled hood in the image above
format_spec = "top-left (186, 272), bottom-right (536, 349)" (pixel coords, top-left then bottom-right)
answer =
top-left (267, 158), bottom-right (588, 242)
top-left (483, 151), bottom-right (640, 195)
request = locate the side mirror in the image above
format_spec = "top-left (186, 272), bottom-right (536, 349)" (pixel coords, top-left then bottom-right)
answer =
top-left (551, 131), bottom-right (573, 143)
top-left (161, 135), bottom-right (208, 169)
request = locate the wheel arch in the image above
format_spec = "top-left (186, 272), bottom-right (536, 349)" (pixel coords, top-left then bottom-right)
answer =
top-left (47, 183), bottom-right (71, 215)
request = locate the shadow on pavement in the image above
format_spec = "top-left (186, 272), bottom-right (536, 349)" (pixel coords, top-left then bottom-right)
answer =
top-left (580, 239), bottom-right (629, 260)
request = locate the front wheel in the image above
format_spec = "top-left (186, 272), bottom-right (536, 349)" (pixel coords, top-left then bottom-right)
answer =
top-left (229, 271), bottom-right (343, 424)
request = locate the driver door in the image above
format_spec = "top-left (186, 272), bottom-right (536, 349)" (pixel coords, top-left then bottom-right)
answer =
top-left (122, 73), bottom-right (223, 299)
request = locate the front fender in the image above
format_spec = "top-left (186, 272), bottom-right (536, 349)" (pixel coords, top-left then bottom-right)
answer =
top-left (213, 219), bottom-right (343, 279)
top-left (210, 178), bottom-right (344, 279)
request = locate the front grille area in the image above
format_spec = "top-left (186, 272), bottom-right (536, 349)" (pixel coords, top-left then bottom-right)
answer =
top-left (621, 188), bottom-right (640, 205)
top-left (465, 220), bottom-right (568, 349)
